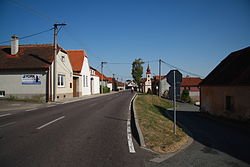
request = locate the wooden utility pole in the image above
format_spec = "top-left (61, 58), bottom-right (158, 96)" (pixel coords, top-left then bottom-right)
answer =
top-left (101, 62), bottom-right (107, 94)
top-left (53, 23), bottom-right (66, 101)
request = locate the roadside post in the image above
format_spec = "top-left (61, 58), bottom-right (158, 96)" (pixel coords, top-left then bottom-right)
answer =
top-left (167, 70), bottom-right (182, 135)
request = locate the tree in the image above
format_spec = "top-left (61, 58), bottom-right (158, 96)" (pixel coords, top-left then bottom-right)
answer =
top-left (181, 89), bottom-right (191, 103)
top-left (131, 58), bottom-right (144, 91)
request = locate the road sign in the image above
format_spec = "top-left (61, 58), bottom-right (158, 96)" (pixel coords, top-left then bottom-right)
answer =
top-left (167, 70), bottom-right (182, 85)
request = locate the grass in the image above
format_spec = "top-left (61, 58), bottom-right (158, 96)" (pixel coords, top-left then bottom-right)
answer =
top-left (135, 94), bottom-right (188, 154)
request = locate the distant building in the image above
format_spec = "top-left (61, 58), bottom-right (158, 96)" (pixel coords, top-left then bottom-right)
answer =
top-left (89, 67), bottom-right (100, 94)
top-left (142, 64), bottom-right (152, 93)
top-left (200, 47), bottom-right (250, 120)
top-left (180, 77), bottom-right (202, 102)
top-left (152, 76), bottom-right (170, 97)
top-left (0, 36), bottom-right (73, 101)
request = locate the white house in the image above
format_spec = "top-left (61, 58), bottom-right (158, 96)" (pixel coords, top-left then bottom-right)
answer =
top-left (0, 35), bottom-right (73, 102)
top-left (90, 67), bottom-right (100, 94)
top-left (67, 50), bottom-right (91, 96)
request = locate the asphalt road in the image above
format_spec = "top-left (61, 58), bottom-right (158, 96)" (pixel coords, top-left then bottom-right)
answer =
top-left (148, 102), bottom-right (250, 167)
top-left (0, 91), bottom-right (152, 167)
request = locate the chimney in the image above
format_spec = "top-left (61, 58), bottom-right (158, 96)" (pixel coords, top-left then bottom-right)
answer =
top-left (11, 35), bottom-right (19, 55)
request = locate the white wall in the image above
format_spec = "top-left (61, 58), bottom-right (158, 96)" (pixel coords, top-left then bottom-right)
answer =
top-left (56, 51), bottom-right (73, 99)
top-left (0, 71), bottom-right (47, 100)
top-left (107, 83), bottom-right (112, 91)
top-left (81, 56), bottom-right (91, 95)
top-left (90, 76), bottom-right (100, 94)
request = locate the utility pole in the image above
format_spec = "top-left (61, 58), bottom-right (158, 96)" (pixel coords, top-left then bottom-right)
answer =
top-left (101, 62), bottom-right (107, 94)
top-left (173, 70), bottom-right (177, 135)
top-left (159, 59), bottom-right (162, 97)
top-left (52, 23), bottom-right (66, 101)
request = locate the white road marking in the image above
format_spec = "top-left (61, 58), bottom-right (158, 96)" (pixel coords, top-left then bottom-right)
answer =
top-left (0, 122), bottom-right (16, 128)
top-left (25, 108), bottom-right (38, 111)
top-left (0, 113), bottom-right (12, 118)
top-left (127, 94), bottom-right (137, 154)
top-left (36, 116), bottom-right (65, 130)
top-left (47, 105), bottom-right (56, 108)
top-left (127, 119), bottom-right (136, 153)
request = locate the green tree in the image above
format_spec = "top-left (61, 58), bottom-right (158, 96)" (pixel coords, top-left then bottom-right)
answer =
top-left (131, 58), bottom-right (144, 90)
top-left (181, 89), bottom-right (191, 103)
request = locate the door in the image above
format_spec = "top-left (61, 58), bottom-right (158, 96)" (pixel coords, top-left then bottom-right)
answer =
top-left (73, 77), bottom-right (77, 97)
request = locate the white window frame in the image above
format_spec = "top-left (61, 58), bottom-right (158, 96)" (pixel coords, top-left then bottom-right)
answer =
top-left (58, 74), bottom-right (65, 88)
top-left (0, 91), bottom-right (5, 97)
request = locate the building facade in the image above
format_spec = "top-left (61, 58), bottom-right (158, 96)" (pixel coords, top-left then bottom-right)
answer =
top-left (200, 46), bottom-right (250, 120)
top-left (0, 36), bottom-right (73, 102)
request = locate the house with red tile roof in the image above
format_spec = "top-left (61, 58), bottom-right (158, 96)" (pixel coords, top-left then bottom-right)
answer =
top-left (67, 50), bottom-right (92, 96)
top-left (180, 77), bottom-right (202, 102)
top-left (89, 66), bottom-right (100, 94)
top-left (0, 35), bottom-right (73, 102)
top-left (200, 46), bottom-right (250, 120)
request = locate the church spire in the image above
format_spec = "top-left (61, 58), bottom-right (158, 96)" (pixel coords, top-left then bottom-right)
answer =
top-left (146, 64), bottom-right (151, 74)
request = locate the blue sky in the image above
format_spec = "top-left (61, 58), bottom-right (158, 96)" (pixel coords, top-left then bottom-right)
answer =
top-left (1, 0), bottom-right (250, 81)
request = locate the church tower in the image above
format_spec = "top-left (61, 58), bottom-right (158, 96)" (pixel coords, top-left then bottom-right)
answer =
top-left (144, 64), bottom-right (152, 93)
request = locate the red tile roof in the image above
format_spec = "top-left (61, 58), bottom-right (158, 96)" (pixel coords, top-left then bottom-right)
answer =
top-left (153, 75), bottom-right (167, 80)
top-left (118, 82), bottom-right (125, 86)
top-left (94, 68), bottom-right (108, 81)
top-left (181, 77), bottom-right (202, 86)
top-left (200, 46), bottom-right (250, 86)
top-left (0, 44), bottom-right (61, 70)
top-left (67, 50), bottom-right (86, 72)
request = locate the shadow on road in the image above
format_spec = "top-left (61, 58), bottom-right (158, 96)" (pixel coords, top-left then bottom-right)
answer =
top-left (154, 104), bottom-right (250, 165)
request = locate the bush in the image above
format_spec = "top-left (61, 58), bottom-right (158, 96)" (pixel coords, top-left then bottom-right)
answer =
top-left (100, 86), bottom-right (110, 93)
top-left (181, 89), bottom-right (191, 103)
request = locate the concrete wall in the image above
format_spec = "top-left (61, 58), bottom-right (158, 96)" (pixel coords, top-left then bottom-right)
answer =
top-left (56, 51), bottom-right (73, 99)
top-left (0, 70), bottom-right (47, 101)
top-left (200, 86), bottom-right (250, 120)
top-left (81, 56), bottom-right (91, 96)
top-left (90, 76), bottom-right (100, 94)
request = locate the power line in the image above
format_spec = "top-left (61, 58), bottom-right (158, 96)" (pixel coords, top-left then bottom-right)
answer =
top-left (161, 60), bottom-right (204, 78)
top-left (7, 0), bottom-right (56, 23)
top-left (0, 28), bottom-right (54, 44)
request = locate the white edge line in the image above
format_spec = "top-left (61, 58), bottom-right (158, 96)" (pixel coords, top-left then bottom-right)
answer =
top-left (36, 116), bottom-right (65, 130)
top-left (26, 108), bottom-right (38, 111)
top-left (47, 105), bottom-right (56, 108)
top-left (0, 113), bottom-right (12, 118)
top-left (127, 119), bottom-right (136, 153)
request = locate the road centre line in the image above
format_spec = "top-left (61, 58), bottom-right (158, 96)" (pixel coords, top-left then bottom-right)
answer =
top-left (0, 113), bottom-right (12, 118)
top-left (0, 122), bottom-right (16, 128)
top-left (36, 116), bottom-right (65, 130)
top-left (26, 108), bottom-right (38, 111)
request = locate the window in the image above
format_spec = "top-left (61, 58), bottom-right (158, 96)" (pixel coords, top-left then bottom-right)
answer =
top-left (226, 96), bottom-right (233, 111)
top-left (86, 76), bottom-right (88, 87)
top-left (0, 91), bottom-right (5, 97)
top-left (83, 75), bottom-right (85, 87)
top-left (58, 74), bottom-right (65, 87)
top-left (61, 55), bottom-right (65, 62)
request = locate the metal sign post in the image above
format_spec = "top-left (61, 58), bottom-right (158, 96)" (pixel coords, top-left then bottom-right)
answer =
top-left (173, 70), bottom-right (176, 135)
top-left (167, 69), bottom-right (182, 135)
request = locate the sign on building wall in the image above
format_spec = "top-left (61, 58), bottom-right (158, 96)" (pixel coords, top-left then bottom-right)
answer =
top-left (21, 74), bottom-right (41, 85)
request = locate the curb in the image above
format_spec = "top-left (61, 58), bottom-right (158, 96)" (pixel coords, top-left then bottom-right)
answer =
top-left (131, 94), bottom-right (146, 148)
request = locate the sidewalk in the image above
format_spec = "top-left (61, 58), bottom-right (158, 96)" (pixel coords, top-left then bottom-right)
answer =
top-left (0, 91), bottom-right (120, 113)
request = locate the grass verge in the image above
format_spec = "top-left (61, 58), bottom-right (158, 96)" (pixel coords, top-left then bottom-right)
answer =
top-left (135, 94), bottom-right (188, 154)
